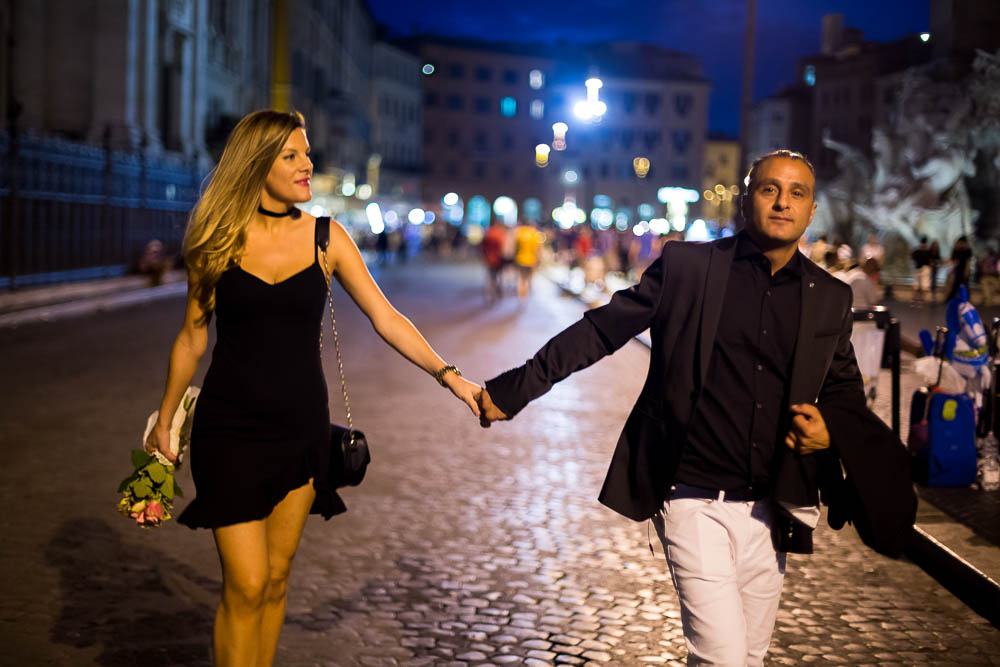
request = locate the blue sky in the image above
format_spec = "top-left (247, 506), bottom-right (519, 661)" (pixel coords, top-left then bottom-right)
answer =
top-left (368, 0), bottom-right (930, 135)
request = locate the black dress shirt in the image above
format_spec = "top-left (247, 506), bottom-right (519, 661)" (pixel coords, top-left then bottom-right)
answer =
top-left (675, 232), bottom-right (803, 490)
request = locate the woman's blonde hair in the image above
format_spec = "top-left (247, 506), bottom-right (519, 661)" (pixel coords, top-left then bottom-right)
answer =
top-left (183, 109), bottom-right (305, 319)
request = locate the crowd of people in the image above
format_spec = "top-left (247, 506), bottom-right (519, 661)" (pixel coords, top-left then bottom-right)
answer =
top-left (800, 232), bottom-right (999, 309)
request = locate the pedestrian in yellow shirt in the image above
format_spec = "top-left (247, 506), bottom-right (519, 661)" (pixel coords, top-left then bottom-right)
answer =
top-left (514, 220), bottom-right (544, 299)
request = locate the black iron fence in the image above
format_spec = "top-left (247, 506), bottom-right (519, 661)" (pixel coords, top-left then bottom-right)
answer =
top-left (0, 131), bottom-right (207, 290)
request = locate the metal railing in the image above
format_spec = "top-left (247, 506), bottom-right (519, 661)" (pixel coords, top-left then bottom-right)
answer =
top-left (0, 131), bottom-right (206, 290)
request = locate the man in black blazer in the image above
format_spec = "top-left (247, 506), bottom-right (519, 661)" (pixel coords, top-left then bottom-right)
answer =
top-left (476, 150), bottom-right (916, 665)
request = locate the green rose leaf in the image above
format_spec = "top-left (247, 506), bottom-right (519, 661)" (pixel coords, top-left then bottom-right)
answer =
top-left (117, 472), bottom-right (140, 494)
top-left (131, 449), bottom-right (153, 469)
top-left (147, 461), bottom-right (167, 484)
top-left (162, 475), bottom-right (174, 501)
top-left (133, 480), bottom-right (153, 499)
top-left (173, 480), bottom-right (184, 498)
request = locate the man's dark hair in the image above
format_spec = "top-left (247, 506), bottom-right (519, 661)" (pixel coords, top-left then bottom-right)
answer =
top-left (920, 236), bottom-right (928, 244)
top-left (741, 150), bottom-right (816, 218)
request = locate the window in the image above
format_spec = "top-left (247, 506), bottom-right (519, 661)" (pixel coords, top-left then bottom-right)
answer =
top-left (446, 95), bottom-right (464, 111)
top-left (530, 99), bottom-right (544, 119)
top-left (475, 66), bottom-right (492, 82)
top-left (500, 96), bottom-right (517, 117)
top-left (446, 162), bottom-right (458, 178)
top-left (501, 133), bottom-right (514, 150)
top-left (645, 93), bottom-right (661, 115)
top-left (529, 69), bottom-right (544, 89)
top-left (674, 93), bottom-right (693, 117)
top-left (621, 129), bottom-right (634, 150)
top-left (474, 162), bottom-right (486, 180)
top-left (771, 111), bottom-right (785, 124)
top-left (644, 130), bottom-right (661, 150)
top-left (671, 129), bottom-right (691, 154)
top-left (500, 165), bottom-right (512, 182)
top-left (425, 91), bottom-right (439, 107)
top-left (623, 91), bottom-right (636, 114)
top-left (671, 164), bottom-right (689, 182)
top-left (503, 69), bottom-right (517, 85)
top-left (449, 63), bottom-right (465, 79)
top-left (474, 97), bottom-right (491, 114)
top-left (475, 131), bottom-right (489, 151)
top-left (447, 130), bottom-right (460, 147)
top-left (600, 163), bottom-right (610, 179)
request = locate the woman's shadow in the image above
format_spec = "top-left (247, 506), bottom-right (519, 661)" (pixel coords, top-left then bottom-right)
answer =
top-left (45, 518), bottom-right (218, 666)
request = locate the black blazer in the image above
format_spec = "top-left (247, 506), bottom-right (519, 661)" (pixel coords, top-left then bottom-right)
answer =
top-left (486, 235), bottom-right (916, 557)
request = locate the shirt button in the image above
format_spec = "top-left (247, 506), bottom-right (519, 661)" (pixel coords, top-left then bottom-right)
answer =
top-left (752, 442), bottom-right (759, 449)
top-left (765, 289), bottom-right (772, 297)
top-left (756, 364), bottom-right (763, 371)
top-left (756, 402), bottom-right (763, 409)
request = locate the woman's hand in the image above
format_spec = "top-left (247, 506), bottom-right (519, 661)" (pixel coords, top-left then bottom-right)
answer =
top-left (144, 420), bottom-right (178, 464)
top-left (444, 373), bottom-right (482, 417)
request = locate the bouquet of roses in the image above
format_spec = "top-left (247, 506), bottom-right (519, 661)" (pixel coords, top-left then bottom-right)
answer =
top-left (117, 386), bottom-right (200, 527)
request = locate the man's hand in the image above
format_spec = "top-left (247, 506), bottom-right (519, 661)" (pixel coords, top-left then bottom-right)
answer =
top-left (475, 388), bottom-right (509, 428)
top-left (785, 403), bottom-right (831, 454)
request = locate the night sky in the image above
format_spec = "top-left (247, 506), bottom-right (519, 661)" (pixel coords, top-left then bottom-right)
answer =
top-left (368, 0), bottom-right (930, 136)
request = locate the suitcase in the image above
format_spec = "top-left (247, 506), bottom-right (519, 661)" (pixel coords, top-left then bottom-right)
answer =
top-left (911, 392), bottom-right (978, 486)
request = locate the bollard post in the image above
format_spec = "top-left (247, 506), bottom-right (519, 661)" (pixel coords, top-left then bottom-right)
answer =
top-left (889, 316), bottom-right (901, 436)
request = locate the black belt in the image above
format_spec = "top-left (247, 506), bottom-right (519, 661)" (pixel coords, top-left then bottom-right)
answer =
top-left (669, 484), bottom-right (770, 502)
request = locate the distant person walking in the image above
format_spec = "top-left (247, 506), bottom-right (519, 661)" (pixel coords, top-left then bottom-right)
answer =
top-left (859, 234), bottom-right (884, 266)
top-left (977, 247), bottom-right (999, 307)
top-left (911, 236), bottom-right (933, 304)
top-left (929, 240), bottom-right (942, 301)
top-left (481, 219), bottom-right (506, 301)
top-left (946, 235), bottom-right (973, 303)
top-left (514, 220), bottom-right (544, 300)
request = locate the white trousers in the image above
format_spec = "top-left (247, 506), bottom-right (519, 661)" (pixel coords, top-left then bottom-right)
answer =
top-left (653, 487), bottom-right (786, 666)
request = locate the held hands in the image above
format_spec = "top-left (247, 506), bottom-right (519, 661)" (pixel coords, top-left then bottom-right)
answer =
top-left (785, 403), bottom-right (831, 455)
top-left (443, 372), bottom-right (483, 417)
top-left (475, 388), bottom-right (508, 428)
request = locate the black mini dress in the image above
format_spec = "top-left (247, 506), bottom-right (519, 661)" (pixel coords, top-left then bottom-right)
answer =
top-left (179, 217), bottom-right (345, 528)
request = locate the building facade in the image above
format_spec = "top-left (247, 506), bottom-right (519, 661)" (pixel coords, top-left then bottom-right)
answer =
top-left (796, 16), bottom-right (931, 177)
top-left (413, 37), bottom-right (709, 229)
top-left (370, 41), bottom-right (423, 201)
top-left (702, 136), bottom-right (740, 224)
top-left (746, 89), bottom-right (811, 165)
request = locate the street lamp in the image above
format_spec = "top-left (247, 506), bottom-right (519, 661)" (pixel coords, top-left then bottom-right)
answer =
top-left (552, 122), bottom-right (568, 151)
top-left (574, 78), bottom-right (607, 121)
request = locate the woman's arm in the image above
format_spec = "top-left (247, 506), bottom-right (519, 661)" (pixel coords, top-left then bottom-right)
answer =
top-left (325, 220), bottom-right (480, 415)
top-left (146, 273), bottom-right (209, 462)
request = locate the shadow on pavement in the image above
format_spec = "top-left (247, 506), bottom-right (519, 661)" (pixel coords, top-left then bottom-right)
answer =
top-left (45, 518), bottom-right (217, 666)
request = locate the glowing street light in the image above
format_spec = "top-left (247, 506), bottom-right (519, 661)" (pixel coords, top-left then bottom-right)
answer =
top-left (552, 122), bottom-right (568, 151)
top-left (633, 157), bottom-right (650, 178)
top-left (535, 143), bottom-right (551, 167)
top-left (574, 77), bottom-right (607, 121)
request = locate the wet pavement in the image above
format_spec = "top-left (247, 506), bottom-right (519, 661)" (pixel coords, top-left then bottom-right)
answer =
top-left (1, 260), bottom-right (998, 666)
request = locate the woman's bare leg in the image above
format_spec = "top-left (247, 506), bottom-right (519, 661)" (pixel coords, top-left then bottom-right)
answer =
top-left (257, 480), bottom-right (316, 667)
top-left (212, 519), bottom-right (269, 666)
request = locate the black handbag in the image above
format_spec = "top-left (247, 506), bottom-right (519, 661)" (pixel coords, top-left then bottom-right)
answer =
top-left (328, 424), bottom-right (370, 487)
top-left (318, 219), bottom-right (371, 488)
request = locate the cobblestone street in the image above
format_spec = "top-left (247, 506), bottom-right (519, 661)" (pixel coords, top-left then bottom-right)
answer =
top-left (1, 261), bottom-right (998, 666)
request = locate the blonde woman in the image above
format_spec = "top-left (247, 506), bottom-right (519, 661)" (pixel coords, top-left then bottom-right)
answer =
top-left (145, 109), bottom-right (481, 666)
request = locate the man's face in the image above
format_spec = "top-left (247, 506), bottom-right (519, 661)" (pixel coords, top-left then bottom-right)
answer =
top-left (744, 157), bottom-right (818, 250)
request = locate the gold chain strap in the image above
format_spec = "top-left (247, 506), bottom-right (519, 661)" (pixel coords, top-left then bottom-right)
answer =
top-left (318, 245), bottom-right (353, 438)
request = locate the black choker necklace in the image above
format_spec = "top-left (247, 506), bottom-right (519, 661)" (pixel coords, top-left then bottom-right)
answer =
top-left (257, 204), bottom-right (294, 218)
